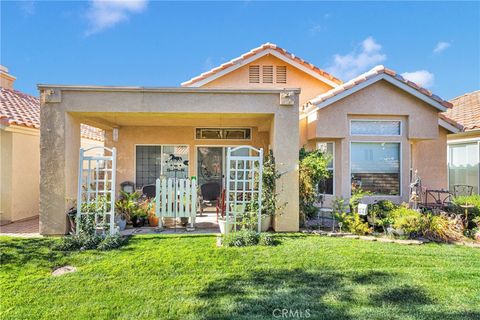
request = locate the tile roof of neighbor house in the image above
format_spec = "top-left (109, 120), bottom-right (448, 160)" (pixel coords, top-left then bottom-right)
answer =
top-left (181, 42), bottom-right (343, 87)
top-left (0, 87), bottom-right (105, 141)
top-left (444, 90), bottom-right (480, 131)
top-left (308, 65), bottom-right (454, 110)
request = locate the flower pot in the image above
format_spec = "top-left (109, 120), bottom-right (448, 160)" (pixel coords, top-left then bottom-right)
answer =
top-left (148, 216), bottom-right (159, 227)
top-left (116, 217), bottom-right (127, 231)
top-left (218, 218), bottom-right (234, 234)
top-left (261, 215), bottom-right (272, 232)
top-left (131, 217), bottom-right (145, 228)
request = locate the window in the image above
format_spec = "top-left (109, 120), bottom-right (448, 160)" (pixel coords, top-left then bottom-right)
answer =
top-left (448, 142), bottom-right (479, 194)
top-left (195, 128), bottom-right (251, 140)
top-left (276, 66), bottom-right (287, 84)
top-left (351, 120), bottom-right (401, 136)
top-left (135, 145), bottom-right (189, 188)
top-left (135, 146), bottom-right (162, 189)
top-left (248, 65), bottom-right (260, 83)
top-left (317, 142), bottom-right (334, 195)
top-left (262, 65), bottom-right (273, 83)
top-left (351, 142), bottom-right (400, 195)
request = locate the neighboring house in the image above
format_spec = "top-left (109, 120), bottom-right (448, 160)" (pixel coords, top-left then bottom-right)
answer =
top-left (444, 90), bottom-right (480, 194)
top-left (0, 66), bottom-right (104, 225)
top-left (38, 43), bottom-right (459, 235)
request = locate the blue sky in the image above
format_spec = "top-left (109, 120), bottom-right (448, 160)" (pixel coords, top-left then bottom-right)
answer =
top-left (2, 1), bottom-right (479, 100)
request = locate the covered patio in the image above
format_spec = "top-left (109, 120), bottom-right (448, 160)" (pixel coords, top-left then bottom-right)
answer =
top-left (38, 86), bottom-right (300, 235)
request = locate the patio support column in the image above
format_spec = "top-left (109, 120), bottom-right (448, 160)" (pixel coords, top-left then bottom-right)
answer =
top-left (40, 98), bottom-right (81, 234)
top-left (271, 107), bottom-right (300, 232)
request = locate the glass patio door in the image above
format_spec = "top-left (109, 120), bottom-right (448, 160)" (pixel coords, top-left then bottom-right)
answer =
top-left (197, 147), bottom-right (224, 188)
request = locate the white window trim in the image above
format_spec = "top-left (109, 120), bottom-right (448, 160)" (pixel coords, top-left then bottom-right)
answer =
top-left (317, 141), bottom-right (335, 196)
top-left (194, 127), bottom-right (253, 141)
top-left (349, 141), bottom-right (403, 197)
top-left (134, 144), bottom-right (190, 189)
top-left (447, 141), bottom-right (480, 193)
top-left (349, 119), bottom-right (402, 137)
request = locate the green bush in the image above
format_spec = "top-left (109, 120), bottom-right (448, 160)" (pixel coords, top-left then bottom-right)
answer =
top-left (420, 214), bottom-right (463, 243)
top-left (222, 231), bottom-right (274, 247)
top-left (452, 195), bottom-right (480, 229)
top-left (332, 197), bottom-right (371, 235)
top-left (390, 207), bottom-right (423, 235)
top-left (258, 233), bottom-right (274, 246)
top-left (97, 235), bottom-right (127, 251)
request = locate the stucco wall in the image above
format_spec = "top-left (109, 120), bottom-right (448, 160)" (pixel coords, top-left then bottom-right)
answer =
top-left (104, 126), bottom-right (269, 189)
top-left (39, 87), bottom-right (300, 234)
top-left (0, 128), bottom-right (39, 223)
top-left (202, 54), bottom-right (333, 106)
top-left (413, 127), bottom-right (449, 190)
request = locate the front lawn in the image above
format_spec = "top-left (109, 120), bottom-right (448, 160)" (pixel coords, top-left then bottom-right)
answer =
top-left (1, 234), bottom-right (479, 320)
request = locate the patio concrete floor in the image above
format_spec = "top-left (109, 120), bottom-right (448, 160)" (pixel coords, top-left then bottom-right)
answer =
top-left (0, 216), bottom-right (41, 238)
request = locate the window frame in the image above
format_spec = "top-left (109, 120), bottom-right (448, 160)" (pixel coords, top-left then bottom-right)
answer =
top-left (447, 139), bottom-right (480, 194)
top-left (349, 141), bottom-right (403, 197)
top-left (349, 119), bottom-right (402, 137)
top-left (194, 127), bottom-right (252, 141)
top-left (134, 144), bottom-right (190, 190)
top-left (316, 142), bottom-right (335, 195)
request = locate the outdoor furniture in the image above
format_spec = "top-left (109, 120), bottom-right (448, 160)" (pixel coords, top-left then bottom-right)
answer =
top-left (198, 182), bottom-right (221, 215)
top-left (420, 187), bottom-right (452, 210)
top-left (142, 184), bottom-right (156, 199)
top-left (453, 185), bottom-right (474, 197)
top-left (216, 190), bottom-right (226, 222)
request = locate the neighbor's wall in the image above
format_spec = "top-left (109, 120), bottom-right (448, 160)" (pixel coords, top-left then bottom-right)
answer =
top-left (104, 126), bottom-right (269, 188)
top-left (0, 127), bottom-right (40, 224)
top-left (412, 127), bottom-right (449, 190)
top-left (201, 54), bottom-right (333, 106)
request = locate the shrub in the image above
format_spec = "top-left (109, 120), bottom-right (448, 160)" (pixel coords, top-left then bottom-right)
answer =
top-left (420, 214), bottom-right (463, 243)
top-left (452, 195), bottom-right (480, 229)
top-left (258, 233), bottom-right (274, 246)
top-left (332, 197), bottom-right (371, 235)
top-left (349, 187), bottom-right (372, 213)
top-left (390, 207), bottom-right (423, 236)
top-left (97, 235), bottom-right (127, 251)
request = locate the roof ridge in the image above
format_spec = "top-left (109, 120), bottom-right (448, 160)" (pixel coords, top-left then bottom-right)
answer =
top-left (182, 43), bottom-right (343, 87)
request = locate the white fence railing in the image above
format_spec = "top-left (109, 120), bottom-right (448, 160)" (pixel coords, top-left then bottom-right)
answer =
top-left (155, 178), bottom-right (197, 228)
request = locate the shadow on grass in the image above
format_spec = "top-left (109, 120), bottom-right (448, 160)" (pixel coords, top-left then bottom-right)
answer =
top-left (194, 269), bottom-right (479, 320)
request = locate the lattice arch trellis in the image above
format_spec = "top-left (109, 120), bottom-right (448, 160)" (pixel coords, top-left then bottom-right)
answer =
top-left (225, 146), bottom-right (263, 233)
top-left (76, 146), bottom-right (116, 235)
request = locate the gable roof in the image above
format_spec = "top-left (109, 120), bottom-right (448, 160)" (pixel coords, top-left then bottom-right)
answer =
top-left (443, 90), bottom-right (480, 131)
top-left (307, 65), bottom-right (453, 112)
top-left (0, 87), bottom-right (104, 141)
top-left (181, 42), bottom-right (342, 88)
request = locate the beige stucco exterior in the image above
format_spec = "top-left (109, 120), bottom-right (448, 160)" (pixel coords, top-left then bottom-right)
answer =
top-left (303, 80), bottom-right (450, 205)
top-left (201, 54), bottom-right (333, 106)
top-left (0, 126), bottom-right (40, 224)
top-left (39, 87), bottom-right (300, 235)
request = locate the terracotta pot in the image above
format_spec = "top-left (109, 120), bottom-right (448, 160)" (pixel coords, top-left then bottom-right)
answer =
top-left (148, 216), bottom-right (159, 227)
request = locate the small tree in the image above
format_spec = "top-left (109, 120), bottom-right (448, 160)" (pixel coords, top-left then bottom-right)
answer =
top-left (299, 148), bottom-right (330, 226)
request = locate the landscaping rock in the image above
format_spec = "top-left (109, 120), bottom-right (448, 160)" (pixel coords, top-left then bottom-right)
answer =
top-left (343, 235), bottom-right (360, 239)
top-left (394, 239), bottom-right (423, 245)
top-left (376, 237), bottom-right (395, 243)
top-left (359, 236), bottom-right (377, 241)
top-left (52, 266), bottom-right (77, 276)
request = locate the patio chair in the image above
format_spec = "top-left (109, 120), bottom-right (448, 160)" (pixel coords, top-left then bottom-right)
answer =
top-left (453, 185), bottom-right (474, 198)
top-left (142, 184), bottom-right (156, 199)
top-left (198, 182), bottom-right (221, 215)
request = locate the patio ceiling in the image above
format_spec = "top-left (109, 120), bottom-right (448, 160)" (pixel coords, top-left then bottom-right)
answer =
top-left (74, 112), bottom-right (274, 132)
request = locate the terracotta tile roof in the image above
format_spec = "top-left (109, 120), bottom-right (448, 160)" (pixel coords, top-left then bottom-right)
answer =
top-left (0, 87), bottom-right (104, 141)
top-left (444, 90), bottom-right (480, 131)
top-left (308, 65), bottom-right (453, 110)
top-left (182, 42), bottom-right (343, 87)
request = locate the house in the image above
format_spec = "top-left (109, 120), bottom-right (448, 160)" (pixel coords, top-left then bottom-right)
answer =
top-left (38, 43), bottom-right (459, 235)
top-left (444, 90), bottom-right (480, 194)
top-left (0, 66), bottom-right (104, 225)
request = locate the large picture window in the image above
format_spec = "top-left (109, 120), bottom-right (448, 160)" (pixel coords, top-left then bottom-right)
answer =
top-left (351, 142), bottom-right (400, 195)
top-left (317, 142), bottom-right (334, 195)
top-left (448, 142), bottom-right (479, 194)
top-left (136, 145), bottom-right (189, 189)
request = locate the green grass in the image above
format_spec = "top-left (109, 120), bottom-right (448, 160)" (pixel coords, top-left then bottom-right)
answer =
top-left (1, 234), bottom-right (479, 320)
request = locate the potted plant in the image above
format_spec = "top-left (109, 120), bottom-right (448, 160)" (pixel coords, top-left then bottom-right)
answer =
top-left (131, 209), bottom-right (147, 228)
top-left (139, 198), bottom-right (158, 227)
top-left (218, 216), bottom-right (234, 234)
top-left (115, 191), bottom-right (141, 230)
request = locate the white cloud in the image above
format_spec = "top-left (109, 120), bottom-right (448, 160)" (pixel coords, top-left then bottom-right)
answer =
top-left (85, 0), bottom-right (148, 35)
top-left (401, 70), bottom-right (435, 88)
top-left (433, 41), bottom-right (450, 54)
top-left (19, 1), bottom-right (36, 16)
top-left (309, 23), bottom-right (322, 35)
top-left (326, 36), bottom-right (386, 80)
